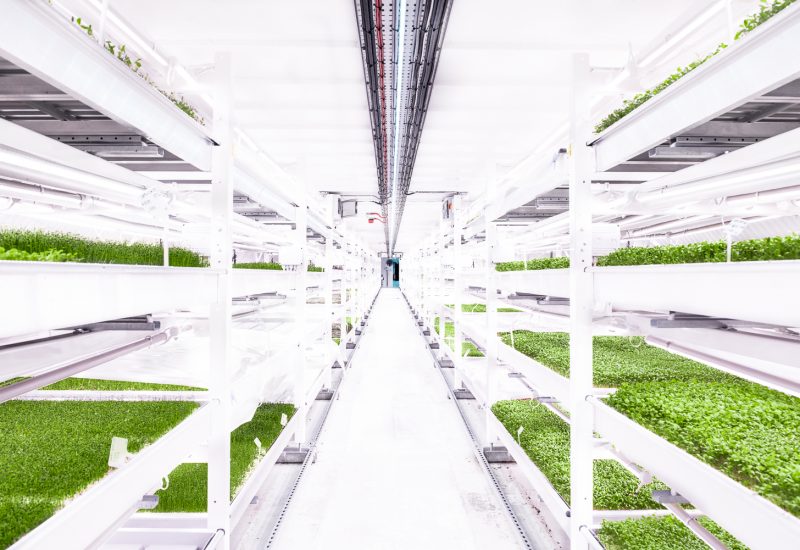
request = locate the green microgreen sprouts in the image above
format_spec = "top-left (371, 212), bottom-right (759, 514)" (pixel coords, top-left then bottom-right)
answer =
top-left (0, 230), bottom-right (206, 267)
top-left (0, 400), bottom-right (198, 547)
top-left (151, 403), bottom-right (295, 512)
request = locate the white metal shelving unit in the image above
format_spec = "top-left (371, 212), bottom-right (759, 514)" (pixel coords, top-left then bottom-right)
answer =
top-left (0, 3), bottom-right (380, 549)
top-left (402, 7), bottom-right (800, 549)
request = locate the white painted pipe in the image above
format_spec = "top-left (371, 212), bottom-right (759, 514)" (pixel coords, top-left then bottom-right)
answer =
top-left (664, 503), bottom-right (728, 550)
top-left (0, 326), bottom-right (184, 404)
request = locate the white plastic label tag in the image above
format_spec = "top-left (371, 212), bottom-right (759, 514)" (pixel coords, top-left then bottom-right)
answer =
top-left (280, 413), bottom-right (288, 427)
top-left (108, 436), bottom-right (130, 468)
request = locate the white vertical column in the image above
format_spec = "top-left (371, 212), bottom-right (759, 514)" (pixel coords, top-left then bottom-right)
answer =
top-left (420, 246), bottom-right (427, 325)
top-left (452, 196), bottom-right (463, 385)
top-left (568, 52), bottom-right (594, 550)
top-left (207, 52), bottom-right (233, 546)
top-left (484, 164), bottom-right (500, 443)
top-left (324, 197), bottom-right (335, 388)
top-left (359, 247), bottom-right (366, 319)
top-left (484, 218), bottom-right (499, 443)
top-left (336, 238), bottom-right (344, 352)
top-left (344, 240), bottom-right (352, 340)
top-left (162, 225), bottom-right (170, 267)
top-left (294, 184), bottom-right (308, 444)
top-left (437, 217), bottom-right (447, 360)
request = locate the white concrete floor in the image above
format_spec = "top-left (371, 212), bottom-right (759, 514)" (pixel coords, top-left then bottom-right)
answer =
top-left (271, 288), bottom-right (526, 550)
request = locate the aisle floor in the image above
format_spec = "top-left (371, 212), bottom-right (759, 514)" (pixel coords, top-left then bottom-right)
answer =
top-left (271, 288), bottom-right (526, 550)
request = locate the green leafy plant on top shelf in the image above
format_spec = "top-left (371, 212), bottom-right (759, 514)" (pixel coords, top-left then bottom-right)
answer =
top-left (607, 379), bottom-right (800, 516)
top-left (0, 400), bottom-right (198, 547)
top-left (151, 403), bottom-right (295, 512)
top-left (495, 257), bottom-right (569, 272)
top-left (233, 262), bottom-right (284, 270)
top-left (158, 89), bottom-right (203, 123)
top-left (593, 44), bottom-right (726, 134)
top-left (492, 400), bottom-right (667, 509)
top-left (104, 41), bottom-right (142, 73)
top-left (433, 317), bottom-right (483, 357)
top-left (597, 234), bottom-right (800, 266)
top-left (736, 0), bottom-right (798, 39)
top-left (445, 303), bottom-right (521, 313)
top-left (597, 515), bottom-right (747, 550)
top-left (498, 331), bottom-right (735, 387)
top-left (70, 15), bottom-right (204, 125)
top-left (0, 247), bottom-right (79, 262)
top-left (594, 0), bottom-right (797, 133)
top-left (308, 264), bottom-right (324, 272)
top-left (0, 230), bottom-right (207, 267)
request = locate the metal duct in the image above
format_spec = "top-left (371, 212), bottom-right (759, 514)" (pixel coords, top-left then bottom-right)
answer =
top-left (354, 0), bottom-right (454, 254)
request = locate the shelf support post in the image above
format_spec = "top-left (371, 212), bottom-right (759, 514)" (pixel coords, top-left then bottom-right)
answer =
top-left (452, 195), bottom-right (464, 386)
top-left (207, 51), bottom-right (233, 547)
top-left (569, 52), bottom-right (595, 550)
top-left (324, 196), bottom-right (335, 388)
top-left (294, 172), bottom-right (308, 444)
top-left (485, 164), bottom-right (499, 443)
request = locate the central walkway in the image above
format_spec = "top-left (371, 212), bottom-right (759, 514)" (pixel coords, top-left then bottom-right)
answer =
top-left (272, 289), bottom-right (526, 550)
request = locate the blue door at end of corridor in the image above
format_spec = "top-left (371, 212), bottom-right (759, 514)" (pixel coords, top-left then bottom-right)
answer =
top-left (391, 258), bottom-right (400, 287)
top-left (383, 258), bottom-right (400, 288)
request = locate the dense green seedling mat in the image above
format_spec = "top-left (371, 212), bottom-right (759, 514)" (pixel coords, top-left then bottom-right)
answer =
top-left (445, 303), bottom-right (520, 313)
top-left (495, 257), bottom-right (569, 271)
top-left (0, 247), bottom-right (78, 262)
top-left (492, 400), bottom-right (666, 509)
top-left (152, 403), bottom-right (295, 512)
top-left (498, 330), bottom-right (800, 516)
top-left (597, 515), bottom-right (747, 550)
top-left (0, 400), bottom-right (198, 547)
top-left (44, 378), bottom-right (205, 391)
top-left (607, 380), bottom-right (800, 516)
top-left (0, 377), bottom-right (204, 391)
top-left (307, 264), bottom-right (324, 272)
top-left (0, 230), bottom-right (205, 267)
top-left (433, 317), bottom-right (483, 357)
top-left (598, 235), bottom-right (800, 266)
top-left (492, 235), bottom-right (800, 272)
top-left (594, 0), bottom-right (797, 133)
top-left (233, 262), bottom-right (283, 270)
top-left (498, 331), bottom-right (733, 387)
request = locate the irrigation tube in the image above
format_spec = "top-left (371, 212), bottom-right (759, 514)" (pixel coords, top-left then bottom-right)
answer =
top-left (203, 530), bottom-right (226, 550)
top-left (663, 503), bottom-right (728, 550)
top-left (645, 336), bottom-right (800, 398)
top-left (578, 525), bottom-right (605, 550)
top-left (0, 326), bottom-right (185, 404)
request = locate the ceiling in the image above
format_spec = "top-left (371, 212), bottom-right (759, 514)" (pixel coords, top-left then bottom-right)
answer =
top-left (60, 0), bottom-right (763, 254)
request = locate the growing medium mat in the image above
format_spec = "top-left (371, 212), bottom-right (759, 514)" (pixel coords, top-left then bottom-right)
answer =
top-left (0, 400), bottom-right (198, 547)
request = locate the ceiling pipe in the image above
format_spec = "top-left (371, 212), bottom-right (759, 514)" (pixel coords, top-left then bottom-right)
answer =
top-left (389, 0), bottom-right (455, 253)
